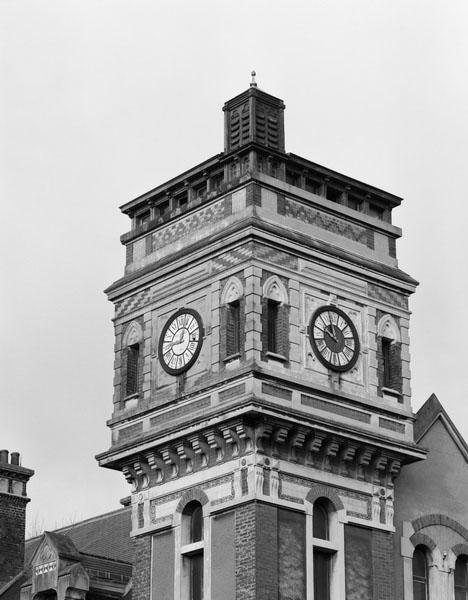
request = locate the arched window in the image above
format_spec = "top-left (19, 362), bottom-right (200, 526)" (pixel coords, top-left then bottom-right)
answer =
top-left (122, 320), bottom-right (143, 399)
top-left (312, 498), bottom-right (335, 600)
top-left (455, 556), bottom-right (468, 600)
top-left (412, 546), bottom-right (429, 600)
top-left (376, 314), bottom-right (402, 395)
top-left (181, 501), bottom-right (204, 600)
top-left (262, 275), bottom-right (289, 359)
top-left (221, 277), bottom-right (244, 361)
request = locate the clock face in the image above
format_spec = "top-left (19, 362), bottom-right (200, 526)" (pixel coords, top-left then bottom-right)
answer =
top-left (158, 309), bottom-right (204, 375)
top-left (309, 305), bottom-right (360, 372)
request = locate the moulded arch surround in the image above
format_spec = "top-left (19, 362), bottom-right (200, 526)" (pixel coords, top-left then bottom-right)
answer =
top-left (122, 320), bottom-right (144, 347)
top-left (410, 532), bottom-right (437, 553)
top-left (305, 486), bottom-right (344, 512)
top-left (263, 275), bottom-right (288, 304)
top-left (377, 314), bottom-right (401, 343)
top-left (175, 488), bottom-right (209, 514)
top-left (221, 276), bottom-right (244, 304)
top-left (452, 543), bottom-right (468, 558)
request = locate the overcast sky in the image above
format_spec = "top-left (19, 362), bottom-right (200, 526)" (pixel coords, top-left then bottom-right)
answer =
top-left (1, 0), bottom-right (467, 534)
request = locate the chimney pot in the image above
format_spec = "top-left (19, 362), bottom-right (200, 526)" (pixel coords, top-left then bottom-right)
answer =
top-left (0, 450), bottom-right (9, 464)
top-left (11, 453), bottom-right (20, 466)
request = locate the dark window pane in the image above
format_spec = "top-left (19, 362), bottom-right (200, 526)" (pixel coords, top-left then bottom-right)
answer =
top-left (267, 299), bottom-right (279, 352)
top-left (382, 338), bottom-right (392, 388)
top-left (455, 556), bottom-right (468, 591)
top-left (226, 301), bottom-right (240, 356)
top-left (412, 548), bottom-right (429, 600)
top-left (190, 504), bottom-right (203, 543)
top-left (313, 502), bottom-right (329, 540)
top-left (190, 553), bottom-right (203, 600)
top-left (314, 550), bottom-right (330, 600)
top-left (126, 345), bottom-right (139, 395)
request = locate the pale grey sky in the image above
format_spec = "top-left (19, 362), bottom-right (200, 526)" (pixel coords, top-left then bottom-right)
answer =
top-left (1, 0), bottom-right (467, 533)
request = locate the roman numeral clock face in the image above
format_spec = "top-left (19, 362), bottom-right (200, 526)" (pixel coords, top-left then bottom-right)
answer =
top-left (158, 309), bottom-right (204, 375)
top-left (309, 306), bottom-right (360, 372)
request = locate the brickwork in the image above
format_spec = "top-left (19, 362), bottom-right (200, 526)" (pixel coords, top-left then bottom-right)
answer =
top-left (368, 283), bottom-right (408, 309)
top-left (256, 504), bottom-right (279, 599)
top-left (372, 529), bottom-right (395, 600)
top-left (282, 197), bottom-right (369, 245)
top-left (245, 182), bottom-right (262, 207)
top-left (132, 535), bottom-right (152, 600)
top-left (412, 513), bottom-right (468, 539)
top-left (235, 503), bottom-right (256, 600)
top-left (0, 494), bottom-right (27, 589)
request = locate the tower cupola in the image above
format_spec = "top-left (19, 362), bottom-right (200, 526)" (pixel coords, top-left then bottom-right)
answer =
top-left (223, 71), bottom-right (286, 153)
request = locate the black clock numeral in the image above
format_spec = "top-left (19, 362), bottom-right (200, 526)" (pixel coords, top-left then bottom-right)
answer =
top-left (343, 346), bottom-right (353, 361)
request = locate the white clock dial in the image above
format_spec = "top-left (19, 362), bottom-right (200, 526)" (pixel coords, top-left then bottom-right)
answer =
top-left (309, 305), bottom-right (360, 372)
top-left (159, 309), bottom-right (203, 375)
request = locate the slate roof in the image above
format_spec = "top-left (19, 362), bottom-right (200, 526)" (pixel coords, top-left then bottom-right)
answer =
top-left (24, 505), bottom-right (132, 565)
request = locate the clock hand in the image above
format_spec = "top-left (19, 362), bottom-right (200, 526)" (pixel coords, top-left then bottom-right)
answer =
top-left (326, 325), bottom-right (338, 343)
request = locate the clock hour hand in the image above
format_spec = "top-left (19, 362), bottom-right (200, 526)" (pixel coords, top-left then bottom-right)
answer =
top-left (326, 325), bottom-right (338, 343)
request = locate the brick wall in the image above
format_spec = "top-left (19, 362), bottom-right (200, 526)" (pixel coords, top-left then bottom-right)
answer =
top-left (372, 529), bottom-right (395, 600)
top-left (133, 535), bottom-right (152, 600)
top-left (257, 504), bottom-right (278, 600)
top-left (0, 494), bottom-right (27, 589)
top-left (235, 503), bottom-right (256, 600)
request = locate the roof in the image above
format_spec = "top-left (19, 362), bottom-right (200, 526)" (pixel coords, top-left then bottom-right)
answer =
top-left (25, 506), bottom-right (133, 565)
top-left (414, 393), bottom-right (468, 461)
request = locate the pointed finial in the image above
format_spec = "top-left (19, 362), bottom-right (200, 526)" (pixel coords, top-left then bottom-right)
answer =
top-left (250, 70), bottom-right (257, 88)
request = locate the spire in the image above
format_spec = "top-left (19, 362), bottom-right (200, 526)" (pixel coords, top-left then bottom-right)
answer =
top-left (250, 70), bottom-right (257, 88)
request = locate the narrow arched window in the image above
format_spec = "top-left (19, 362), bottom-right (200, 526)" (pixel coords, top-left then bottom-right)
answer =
top-left (412, 546), bottom-right (429, 600)
top-left (262, 275), bottom-right (289, 360)
top-left (126, 344), bottom-right (139, 395)
top-left (376, 314), bottom-right (402, 397)
top-left (455, 556), bottom-right (468, 600)
top-left (221, 276), bottom-right (244, 362)
top-left (312, 498), bottom-right (334, 600)
top-left (122, 320), bottom-right (143, 402)
top-left (181, 501), bottom-right (204, 600)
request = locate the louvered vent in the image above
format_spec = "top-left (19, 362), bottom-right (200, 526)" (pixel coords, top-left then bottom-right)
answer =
top-left (230, 103), bottom-right (250, 149)
top-left (256, 105), bottom-right (279, 149)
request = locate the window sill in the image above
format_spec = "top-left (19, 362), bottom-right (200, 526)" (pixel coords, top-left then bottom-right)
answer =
top-left (181, 541), bottom-right (204, 556)
top-left (381, 387), bottom-right (402, 402)
top-left (266, 351), bottom-right (288, 363)
top-left (124, 393), bottom-right (139, 410)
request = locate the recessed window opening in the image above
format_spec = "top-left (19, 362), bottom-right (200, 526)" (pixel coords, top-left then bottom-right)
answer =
top-left (347, 194), bottom-right (363, 211)
top-left (382, 337), bottom-right (392, 388)
top-left (136, 211), bottom-right (151, 228)
top-left (412, 546), bottom-right (430, 600)
top-left (181, 501), bottom-right (204, 600)
top-left (126, 344), bottom-right (139, 396)
top-left (305, 178), bottom-right (322, 194)
top-left (176, 192), bottom-right (188, 210)
top-left (369, 203), bottom-right (384, 220)
top-left (286, 170), bottom-right (300, 186)
top-left (267, 299), bottom-right (280, 353)
top-left (455, 556), bottom-right (468, 600)
top-left (226, 300), bottom-right (240, 357)
top-left (312, 498), bottom-right (334, 600)
top-left (156, 200), bottom-right (169, 220)
top-left (326, 186), bottom-right (342, 203)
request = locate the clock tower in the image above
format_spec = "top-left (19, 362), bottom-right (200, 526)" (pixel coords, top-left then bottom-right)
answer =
top-left (97, 77), bottom-right (425, 600)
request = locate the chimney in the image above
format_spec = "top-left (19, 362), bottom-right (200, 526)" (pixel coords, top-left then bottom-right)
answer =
top-left (0, 450), bottom-right (34, 588)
